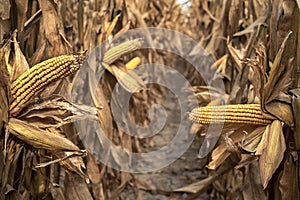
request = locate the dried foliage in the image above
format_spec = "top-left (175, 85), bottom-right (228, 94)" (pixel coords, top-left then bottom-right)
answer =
top-left (0, 0), bottom-right (299, 199)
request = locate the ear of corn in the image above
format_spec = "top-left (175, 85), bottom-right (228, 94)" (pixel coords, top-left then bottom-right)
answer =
top-left (103, 39), bottom-right (142, 64)
top-left (10, 54), bottom-right (85, 112)
top-left (188, 104), bottom-right (273, 125)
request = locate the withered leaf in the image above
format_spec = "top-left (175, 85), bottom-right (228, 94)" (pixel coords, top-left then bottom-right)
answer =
top-left (106, 64), bottom-right (144, 93)
top-left (18, 95), bottom-right (99, 129)
top-left (242, 161), bottom-right (267, 200)
top-left (0, 0), bottom-right (10, 20)
top-left (8, 118), bottom-right (80, 151)
top-left (240, 127), bottom-right (265, 153)
top-left (207, 125), bottom-right (263, 170)
top-left (265, 101), bottom-right (294, 127)
top-left (290, 89), bottom-right (300, 150)
top-left (264, 32), bottom-right (292, 103)
top-left (259, 120), bottom-right (286, 189)
top-left (279, 151), bottom-right (299, 199)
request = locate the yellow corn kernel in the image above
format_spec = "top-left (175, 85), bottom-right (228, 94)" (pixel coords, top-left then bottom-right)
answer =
top-left (125, 57), bottom-right (141, 70)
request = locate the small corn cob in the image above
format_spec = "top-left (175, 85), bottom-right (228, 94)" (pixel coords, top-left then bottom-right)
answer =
top-left (10, 54), bottom-right (85, 112)
top-left (188, 104), bottom-right (273, 125)
top-left (103, 39), bottom-right (142, 64)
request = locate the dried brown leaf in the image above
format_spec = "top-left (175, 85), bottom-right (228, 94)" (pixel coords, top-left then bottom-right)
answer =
top-left (8, 118), bottom-right (80, 151)
top-left (207, 125), bottom-right (264, 170)
top-left (233, 14), bottom-right (268, 37)
top-left (259, 120), bottom-right (286, 189)
top-left (264, 32), bottom-right (292, 103)
top-left (65, 174), bottom-right (93, 200)
top-left (265, 101), bottom-right (294, 127)
top-left (240, 128), bottom-right (264, 153)
top-left (38, 0), bottom-right (71, 57)
top-left (243, 58), bottom-right (265, 100)
top-left (107, 64), bottom-right (144, 93)
top-left (279, 151), bottom-right (299, 199)
top-left (0, 44), bottom-right (9, 131)
top-left (0, 0), bottom-right (10, 20)
top-left (291, 89), bottom-right (300, 149)
top-left (242, 161), bottom-right (267, 200)
top-left (18, 95), bottom-right (99, 129)
top-left (10, 31), bottom-right (29, 82)
top-left (211, 54), bottom-right (231, 80)
top-left (173, 174), bottom-right (218, 193)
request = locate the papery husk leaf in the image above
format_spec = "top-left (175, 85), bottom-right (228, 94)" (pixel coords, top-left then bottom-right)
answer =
top-left (265, 101), bottom-right (294, 127)
top-left (240, 128), bottom-right (264, 153)
top-left (106, 64), bottom-right (144, 93)
top-left (259, 120), bottom-right (286, 189)
top-left (18, 95), bottom-right (99, 128)
top-left (11, 31), bottom-right (29, 82)
top-left (207, 125), bottom-right (265, 170)
top-left (8, 118), bottom-right (80, 151)
top-left (264, 32), bottom-right (292, 104)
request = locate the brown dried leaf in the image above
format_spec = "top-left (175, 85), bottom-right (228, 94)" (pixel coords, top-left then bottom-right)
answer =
top-left (106, 64), bottom-right (145, 93)
top-left (265, 101), bottom-right (294, 127)
top-left (242, 161), bottom-right (267, 200)
top-left (291, 89), bottom-right (300, 149)
top-left (233, 14), bottom-right (269, 37)
top-left (8, 118), bottom-right (80, 151)
top-left (0, 43), bottom-right (9, 131)
top-left (173, 174), bottom-right (219, 193)
top-left (211, 54), bottom-right (231, 80)
top-left (240, 128), bottom-right (264, 153)
top-left (243, 58), bottom-right (265, 101)
top-left (65, 174), bottom-right (93, 200)
top-left (15, 0), bottom-right (28, 33)
top-left (279, 151), bottom-right (299, 199)
top-left (264, 32), bottom-right (292, 103)
top-left (18, 95), bottom-right (99, 129)
top-left (207, 125), bottom-right (264, 170)
top-left (106, 14), bottom-right (121, 40)
top-left (38, 0), bottom-right (71, 57)
top-left (259, 120), bottom-right (286, 189)
top-left (0, 0), bottom-right (10, 20)
top-left (10, 31), bottom-right (29, 82)
top-left (227, 43), bottom-right (243, 70)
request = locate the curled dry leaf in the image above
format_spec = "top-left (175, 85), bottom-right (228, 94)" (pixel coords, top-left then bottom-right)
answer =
top-left (207, 125), bottom-right (264, 170)
top-left (18, 95), bottom-right (99, 129)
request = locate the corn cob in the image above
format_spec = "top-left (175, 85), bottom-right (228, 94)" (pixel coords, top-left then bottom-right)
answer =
top-left (10, 54), bottom-right (85, 112)
top-left (188, 104), bottom-right (273, 125)
top-left (103, 39), bottom-right (142, 64)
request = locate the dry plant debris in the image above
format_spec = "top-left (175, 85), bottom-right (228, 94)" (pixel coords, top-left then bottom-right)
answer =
top-left (0, 0), bottom-right (299, 199)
